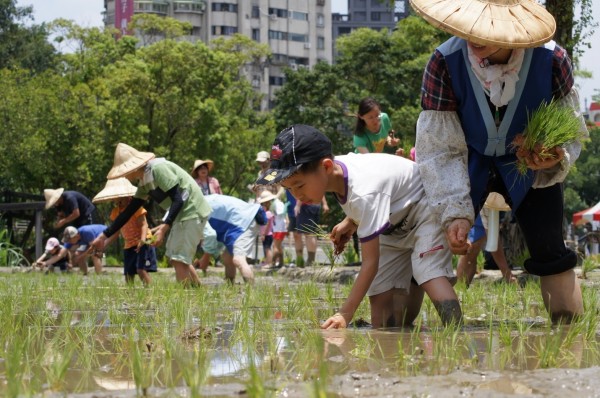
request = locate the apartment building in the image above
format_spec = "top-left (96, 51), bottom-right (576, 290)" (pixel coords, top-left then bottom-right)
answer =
top-left (103, 0), bottom-right (332, 110)
top-left (332, 0), bottom-right (409, 56)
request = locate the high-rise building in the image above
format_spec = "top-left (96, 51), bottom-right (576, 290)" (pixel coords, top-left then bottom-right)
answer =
top-left (332, 0), bottom-right (409, 57)
top-left (103, 0), bottom-right (332, 110)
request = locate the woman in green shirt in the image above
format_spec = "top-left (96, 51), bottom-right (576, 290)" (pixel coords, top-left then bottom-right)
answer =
top-left (353, 98), bottom-right (402, 155)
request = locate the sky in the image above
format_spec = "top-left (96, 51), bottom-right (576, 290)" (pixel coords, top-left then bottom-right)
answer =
top-left (15, 0), bottom-right (600, 109)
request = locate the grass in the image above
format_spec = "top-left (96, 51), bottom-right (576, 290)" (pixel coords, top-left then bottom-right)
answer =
top-left (0, 268), bottom-right (599, 396)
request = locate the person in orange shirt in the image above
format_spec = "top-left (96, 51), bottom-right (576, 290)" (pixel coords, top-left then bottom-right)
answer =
top-left (93, 178), bottom-right (157, 285)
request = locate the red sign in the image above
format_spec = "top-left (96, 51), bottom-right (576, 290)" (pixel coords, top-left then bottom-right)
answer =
top-left (115, 0), bottom-right (134, 36)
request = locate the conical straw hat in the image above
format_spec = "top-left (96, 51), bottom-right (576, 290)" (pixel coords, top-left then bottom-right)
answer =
top-left (92, 178), bottom-right (138, 203)
top-left (107, 143), bottom-right (155, 179)
top-left (191, 159), bottom-right (214, 176)
top-left (44, 188), bottom-right (64, 209)
top-left (409, 0), bottom-right (556, 49)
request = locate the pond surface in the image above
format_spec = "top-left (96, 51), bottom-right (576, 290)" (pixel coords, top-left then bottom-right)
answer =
top-left (1, 269), bottom-right (600, 397)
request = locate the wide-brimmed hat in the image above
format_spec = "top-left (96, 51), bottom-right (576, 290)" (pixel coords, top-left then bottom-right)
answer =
top-left (409, 0), bottom-right (556, 49)
top-left (191, 159), bottom-right (214, 176)
top-left (107, 143), bottom-right (155, 179)
top-left (257, 191), bottom-right (277, 204)
top-left (44, 188), bottom-right (64, 209)
top-left (92, 178), bottom-right (138, 203)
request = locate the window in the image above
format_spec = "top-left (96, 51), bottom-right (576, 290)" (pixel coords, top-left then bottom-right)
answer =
top-left (269, 76), bottom-right (286, 86)
top-left (291, 11), bottom-right (308, 21)
top-left (317, 0), bottom-right (325, 5)
top-left (290, 33), bottom-right (308, 42)
top-left (268, 8), bottom-right (288, 18)
top-left (268, 30), bottom-right (288, 40)
top-left (211, 25), bottom-right (238, 36)
top-left (191, 26), bottom-right (201, 36)
top-left (271, 53), bottom-right (289, 64)
top-left (252, 29), bottom-right (260, 41)
top-left (251, 6), bottom-right (260, 18)
top-left (371, 12), bottom-right (381, 21)
top-left (317, 36), bottom-right (325, 50)
top-left (212, 3), bottom-right (238, 12)
top-left (354, 11), bottom-right (366, 21)
top-left (316, 13), bottom-right (324, 27)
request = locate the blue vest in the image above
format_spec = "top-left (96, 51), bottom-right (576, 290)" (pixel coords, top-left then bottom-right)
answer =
top-left (438, 37), bottom-right (555, 211)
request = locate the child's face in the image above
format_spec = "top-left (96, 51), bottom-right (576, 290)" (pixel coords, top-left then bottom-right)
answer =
top-left (281, 167), bottom-right (328, 205)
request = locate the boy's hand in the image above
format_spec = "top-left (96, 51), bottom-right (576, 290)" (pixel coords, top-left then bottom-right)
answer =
top-left (445, 219), bottom-right (471, 255)
top-left (321, 313), bottom-right (348, 329)
top-left (331, 218), bottom-right (357, 255)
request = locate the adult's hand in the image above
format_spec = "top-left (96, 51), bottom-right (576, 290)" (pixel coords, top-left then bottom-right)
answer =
top-left (445, 218), bottom-right (471, 255)
top-left (151, 224), bottom-right (170, 247)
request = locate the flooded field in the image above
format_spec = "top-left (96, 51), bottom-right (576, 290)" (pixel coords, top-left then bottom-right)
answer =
top-left (1, 268), bottom-right (600, 397)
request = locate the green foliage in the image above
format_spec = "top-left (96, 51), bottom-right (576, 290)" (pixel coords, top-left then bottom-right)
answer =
top-left (0, 19), bottom-right (275, 200)
top-left (564, 125), bottom-right (600, 217)
top-left (0, 0), bottom-right (56, 72)
top-left (0, 227), bottom-right (30, 267)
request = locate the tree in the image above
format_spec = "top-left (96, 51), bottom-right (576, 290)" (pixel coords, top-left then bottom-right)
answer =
top-left (0, 0), bottom-right (56, 72)
top-left (546, 0), bottom-right (597, 60)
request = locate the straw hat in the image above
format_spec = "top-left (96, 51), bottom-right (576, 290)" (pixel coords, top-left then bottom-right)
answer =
top-left (191, 159), bottom-right (214, 176)
top-left (44, 188), bottom-right (64, 209)
top-left (107, 143), bottom-right (155, 179)
top-left (257, 191), bottom-right (277, 204)
top-left (409, 0), bottom-right (556, 49)
top-left (92, 178), bottom-right (138, 203)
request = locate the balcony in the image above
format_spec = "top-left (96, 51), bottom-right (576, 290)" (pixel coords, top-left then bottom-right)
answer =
top-left (173, 0), bottom-right (205, 14)
top-left (134, 0), bottom-right (169, 15)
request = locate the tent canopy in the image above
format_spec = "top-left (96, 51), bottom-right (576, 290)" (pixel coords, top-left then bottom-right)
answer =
top-left (573, 201), bottom-right (600, 226)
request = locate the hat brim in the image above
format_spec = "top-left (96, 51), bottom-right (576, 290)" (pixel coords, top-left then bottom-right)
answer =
top-left (93, 191), bottom-right (136, 203)
top-left (44, 188), bottom-right (64, 209)
top-left (410, 0), bottom-right (556, 49)
top-left (107, 153), bottom-right (155, 179)
top-left (255, 165), bottom-right (301, 186)
top-left (192, 160), bottom-right (214, 175)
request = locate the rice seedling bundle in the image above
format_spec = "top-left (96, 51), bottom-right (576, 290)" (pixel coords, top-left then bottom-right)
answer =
top-left (513, 100), bottom-right (582, 174)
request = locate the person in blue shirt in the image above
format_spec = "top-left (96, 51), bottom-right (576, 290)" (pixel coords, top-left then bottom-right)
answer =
top-left (201, 194), bottom-right (266, 284)
top-left (62, 225), bottom-right (106, 275)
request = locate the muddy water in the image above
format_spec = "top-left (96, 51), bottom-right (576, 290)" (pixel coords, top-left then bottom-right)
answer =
top-left (2, 271), bottom-right (600, 397)
top-left (8, 310), bottom-right (600, 397)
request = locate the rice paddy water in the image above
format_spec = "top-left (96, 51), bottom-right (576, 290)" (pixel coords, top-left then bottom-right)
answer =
top-left (1, 263), bottom-right (600, 397)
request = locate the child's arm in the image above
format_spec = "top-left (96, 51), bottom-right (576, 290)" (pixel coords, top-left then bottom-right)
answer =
top-left (321, 238), bottom-right (379, 329)
top-left (136, 214), bottom-right (149, 251)
top-left (44, 248), bottom-right (68, 266)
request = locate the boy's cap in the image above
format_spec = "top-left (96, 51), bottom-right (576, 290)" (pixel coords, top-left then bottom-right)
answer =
top-left (107, 143), bottom-right (155, 180)
top-left (255, 125), bottom-right (332, 185)
top-left (93, 178), bottom-right (137, 203)
top-left (62, 226), bottom-right (79, 242)
top-left (45, 237), bottom-right (60, 252)
top-left (256, 151), bottom-right (270, 162)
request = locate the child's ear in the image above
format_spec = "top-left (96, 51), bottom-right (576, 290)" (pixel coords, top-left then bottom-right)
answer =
top-left (322, 158), bottom-right (334, 172)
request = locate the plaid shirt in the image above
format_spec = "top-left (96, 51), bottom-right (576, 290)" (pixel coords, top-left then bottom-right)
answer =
top-left (421, 44), bottom-right (574, 111)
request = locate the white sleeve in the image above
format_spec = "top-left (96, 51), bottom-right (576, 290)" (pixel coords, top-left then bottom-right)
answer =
top-left (533, 88), bottom-right (589, 188)
top-left (416, 110), bottom-right (475, 228)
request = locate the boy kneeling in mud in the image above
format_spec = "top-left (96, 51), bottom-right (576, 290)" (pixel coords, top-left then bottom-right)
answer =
top-left (255, 125), bottom-right (461, 328)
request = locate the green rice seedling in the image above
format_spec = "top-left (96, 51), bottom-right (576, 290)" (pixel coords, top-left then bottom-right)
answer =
top-left (309, 346), bottom-right (329, 398)
top-left (512, 100), bottom-right (584, 175)
top-left (43, 332), bottom-right (75, 393)
top-left (298, 220), bottom-right (339, 266)
top-left (581, 255), bottom-right (599, 279)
